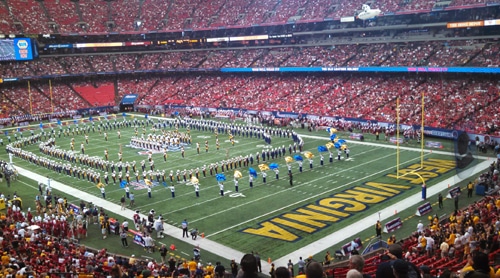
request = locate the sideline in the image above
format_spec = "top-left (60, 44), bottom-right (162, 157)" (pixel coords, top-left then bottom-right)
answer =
top-left (11, 127), bottom-right (492, 275)
top-left (15, 166), bottom-right (246, 265)
top-left (300, 133), bottom-right (490, 159)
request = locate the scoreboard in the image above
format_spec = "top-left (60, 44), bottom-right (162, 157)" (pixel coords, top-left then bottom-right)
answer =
top-left (0, 38), bottom-right (38, 61)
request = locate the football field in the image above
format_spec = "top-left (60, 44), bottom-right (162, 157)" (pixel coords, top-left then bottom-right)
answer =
top-left (0, 114), bottom-right (488, 270)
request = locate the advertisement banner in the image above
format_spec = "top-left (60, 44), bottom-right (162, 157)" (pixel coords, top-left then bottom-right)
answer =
top-left (425, 141), bottom-right (444, 148)
top-left (383, 217), bottom-right (403, 233)
top-left (389, 137), bottom-right (404, 144)
top-left (349, 133), bottom-right (364, 140)
top-left (447, 186), bottom-right (462, 199)
top-left (416, 202), bottom-right (432, 216)
top-left (128, 229), bottom-right (145, 247)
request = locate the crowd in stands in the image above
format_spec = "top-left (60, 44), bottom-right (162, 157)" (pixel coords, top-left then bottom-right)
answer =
top-left (2, 41), bottom-right (499, 77)
top-left (0, 74), bottom-right (498, 135)
top-left (321, 163), bottom-right (500, 278)
top-left (0, 156), bottom-right (498, 277)
top-left (0, 36), bottom-right (498, 134)
top-left (43, 0), bottom-right (80, 34)
top-left (0, 192), bottom-right (213, 277)
top-left (139, 0), bottom-right (170, 31)
top-left (2, 0), bottom-right (497, 34)
top-left (1, 40), bottom-right (498, 78)
top-left (77, 0), bottom-right (109, 34)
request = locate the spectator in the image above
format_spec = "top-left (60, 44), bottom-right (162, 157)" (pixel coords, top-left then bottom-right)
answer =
top-left (376, 244), bottom-right (421, 278)
top-left (298, 257), bottom-right (306, 274)
top-left (348, 255), bottom-right (370, 278)
top-left (237, 254), bottom-right (259, 278)
top-left (305, 261), bottom-right (324, 278)
top-left (215, 261), bottom-right (226, 278)
top-left (275, 266), bottom-right (291, 278)
top-left (392, 259), bottom-right (409, 278)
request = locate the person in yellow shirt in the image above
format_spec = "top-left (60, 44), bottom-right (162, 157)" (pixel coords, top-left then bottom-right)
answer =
top-left (205, 262), bottom-right (215, 277)
top-left (463, 243), bottom-right (471, 261)
top-left (180, 260), bottom-right (189, 273)
top-left (188, 258), bottom-right (198, 277)
top-left (1, 252), bottom-right (10, 266)
top-left (324, 251), bottom-right (332, 265)
top-left (387, 235), bottom-right (396, 245)
top-left (467, 181), bottom-right (474, 198)
top-left (129, 254), bottom-right (137, 266)
top-left (447, 232), bottom-right (457, 246)
top-left (473, 215), bottom-right (480, 225)
top-left (433, 216), bottom-right (439, 226)
top-left (449, 213), bottom-right (457, 224)
top-left (296, 272), bottom-right (307, 278)
top-left (419, 235), bottom-right (427, 251)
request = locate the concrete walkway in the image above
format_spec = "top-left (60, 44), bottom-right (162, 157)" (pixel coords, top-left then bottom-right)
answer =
top-left (14, 133), bottom-right (492, 275)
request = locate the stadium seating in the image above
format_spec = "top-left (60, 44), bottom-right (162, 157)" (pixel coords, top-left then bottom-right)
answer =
top-left (1, 56), bottom-right (498, 135)
top-left (1, 0), bottom-right (498, 34)
top-left (4, 0), bottom-right (50, 34)
top-left (140, 0), bottom-right (171, 31)
top-left (43, 0), bottom-right (80, 34)
top-left (110, 1), bottom-right (140, 33)
top-left (0, 1), bottom-right (16, 34)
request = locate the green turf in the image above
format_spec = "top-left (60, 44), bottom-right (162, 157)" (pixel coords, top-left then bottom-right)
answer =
top-left (0, 114), bottom-right (492, 269)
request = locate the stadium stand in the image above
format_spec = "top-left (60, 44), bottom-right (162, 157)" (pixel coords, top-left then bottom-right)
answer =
top-left (0, 0), bottom-right (499, 275)
top-left (43, 0), bottom-right (80, 34)
top-left (2, 40), bottom-right (499, 77)
top-left (77, 1), bottom-right (109, 33)
top-left (0, 72), bottom-right (498, 134)
top-left (4, 0), bottom-right (50, 34)
top-left (1, 0), bottom-right (499, 34)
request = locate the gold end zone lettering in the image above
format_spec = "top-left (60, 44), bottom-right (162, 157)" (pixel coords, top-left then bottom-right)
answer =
top-left (388, 170), bottom-right (438, 184)
top-left (283, 208), bottom-right (340, 228)
top-left (241, 158), bottom-right (457, 241)
top-left (242, 222), bottom-right (299, 241)
top-left (423, 160), bottom-right (456, 173)
top-left (271, 218), bottom-right (317, 233)
top-left (386, 173), bottom-right (423, 184)
top-left (306, 204), bottom-right (349, 218)
top-left (335, 190), bottom-right (388, 203)
top-left (351, 186), bottom-right (396, 197)
top-left (364, 182), bottom-right (409, 193)
top-left (319, 198), bottom-right (366, 212)
top-left (426, 159), bottom-right (456, 169)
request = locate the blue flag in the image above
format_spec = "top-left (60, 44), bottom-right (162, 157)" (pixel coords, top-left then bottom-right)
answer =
top-left (317, 146), bottom-right (328, 152)
top-left (249, 168), bottom-right (258, 178)
top-left (216, 173), bottom-right (226, 182)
